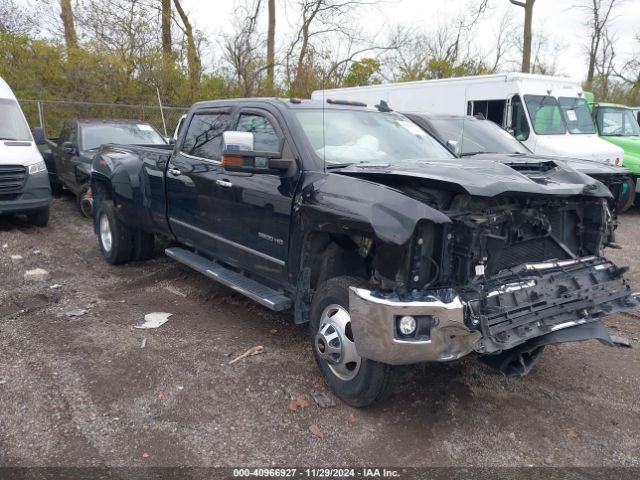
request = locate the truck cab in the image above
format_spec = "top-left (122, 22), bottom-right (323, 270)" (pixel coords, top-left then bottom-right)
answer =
top-left (0, 77), bottom-right (51, 226)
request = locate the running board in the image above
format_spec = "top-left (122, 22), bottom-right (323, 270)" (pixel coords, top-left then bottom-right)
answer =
top-left (165, 247), bottom-right (291, 311)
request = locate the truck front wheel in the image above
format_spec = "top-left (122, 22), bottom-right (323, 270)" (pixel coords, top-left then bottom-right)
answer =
top-left (310, 276), bottom-right (397, 407)
top-left (95, 201), bottom-right (133, 265)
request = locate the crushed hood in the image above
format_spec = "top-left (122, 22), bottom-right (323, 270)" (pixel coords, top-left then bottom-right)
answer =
top-left (333, 157), bottom-right (613, 199)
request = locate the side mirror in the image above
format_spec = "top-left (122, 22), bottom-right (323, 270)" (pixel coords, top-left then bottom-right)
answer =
top-left (61, 141), bottom-right (75, 154)
top-left (446, 140), bottom-right (461, 156)
top-left (223, 131), bottom-right (255, 151)
top-left (33, 127), bottom-right (46, 145)
top-left (221, 149), bottom-right (293, 174)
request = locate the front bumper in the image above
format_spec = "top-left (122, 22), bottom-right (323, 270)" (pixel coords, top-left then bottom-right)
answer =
top-left (0, 172), bottom-right (52, 215)
top-left (349, 256), bottom-right (640, 365)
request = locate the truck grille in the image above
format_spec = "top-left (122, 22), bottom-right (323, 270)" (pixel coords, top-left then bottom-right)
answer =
top-left (0, 165), bottom-right (27, 192)
top-left (488, 238), bottom-right (568, 275)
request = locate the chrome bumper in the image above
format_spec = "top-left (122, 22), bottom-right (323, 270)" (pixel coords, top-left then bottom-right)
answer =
top-left (349, 288), bottom-right (480, 365)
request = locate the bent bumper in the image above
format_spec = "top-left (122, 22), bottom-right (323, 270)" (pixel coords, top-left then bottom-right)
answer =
top-left (350, 257), bottom-right (640, 366)
top-left (349, 288), bottom-right (480, 365)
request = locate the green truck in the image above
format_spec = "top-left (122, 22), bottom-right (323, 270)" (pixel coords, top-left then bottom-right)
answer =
top-left (586, 92), bottom-right (640, 196)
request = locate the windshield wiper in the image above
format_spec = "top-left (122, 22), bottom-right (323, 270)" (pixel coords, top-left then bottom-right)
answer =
top-left (460, 151), bottom-right (496, 156)
top-left (0, 137), bottom-right (19, 141)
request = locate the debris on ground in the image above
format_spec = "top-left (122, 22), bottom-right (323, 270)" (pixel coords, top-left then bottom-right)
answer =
top-left (65, 309), bottom-right (87, 317)
top-left (49, 284), bottom-right (62, 289)
top-left (136, 336), bottom-right (147, 348)
top-left (33, 250), bottom-right (41, 255)
top-left (165, 285), bottom-right (187, 297)
top-left (567, 428), bottom-right (578, 438)
top-left (0, 378), bottom-right (7, 385)
top-left (311, 392), bottom-right (335, 409)
top-left (309, 424), bottom-right (324, 439)
top-left (2, 243), bottom-right (7, 248)
top-left (228, 345), bottom-right (265, 365)
top-left (10, 255), bottom-right (23, 263)
top-left (344, 414), bottom-right (357, 426)
top-left (611, 335), bottom-right (632, 348)
top-left (24, 268), bottom-right (50, 282)
top-left (142, 452), bottom-right (150, 459)
top-left (134, 312), bottom-right (172, 329)
top-left (158, 392), bottom-right (165, 400)
top-left (288, 397), bottom-right (310, 412)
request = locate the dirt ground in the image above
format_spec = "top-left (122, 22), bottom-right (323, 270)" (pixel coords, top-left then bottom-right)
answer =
top-left (1, 193), bottom-right (639, 468)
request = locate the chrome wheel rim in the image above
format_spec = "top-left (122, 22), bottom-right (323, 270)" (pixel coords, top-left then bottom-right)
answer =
top-left (315, 304), bottom-right (361, 381)
top-left (99, 214), bottom-right (112, 253)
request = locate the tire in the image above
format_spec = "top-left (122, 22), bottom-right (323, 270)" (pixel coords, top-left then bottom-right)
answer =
top-left (617, 178), bottom-right (636, 213)
top-left (77, 184), bottom-right (93, 218)
top-left (132, 230), bottom-right (155, 261)
top-left (310, 275), bottom-right (397, 407)
top-left (27, 207), bottom-right (49, 227)
top-left (94, 200), bottom-right (133, 265)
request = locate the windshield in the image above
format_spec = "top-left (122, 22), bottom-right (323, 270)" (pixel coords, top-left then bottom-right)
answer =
top-left (293, 109), bottom-right (453, 165)
top-left (81, 124), bottom-right (165, 150)
top-left (428, 117), bottom-right (530, 155)
top-left (0, 99), bottom-right (32, 141)
top-left (559, 97), bottom-right (596, 134)
top-left (524, 95), bottom-right (566, 135)
top-left (596, 107), bottom-right (640, 136)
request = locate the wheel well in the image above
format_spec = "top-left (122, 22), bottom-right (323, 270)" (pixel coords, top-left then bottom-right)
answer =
top-left (304, 232), bottom-right (371, 289)
top-left (294, 231), bottom-right (373, 324)
top-left (91, 176), bottom-right (113, 202)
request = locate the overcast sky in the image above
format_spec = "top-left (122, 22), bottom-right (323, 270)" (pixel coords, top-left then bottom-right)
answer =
top-left (179, 0), bottom-right (640, 82)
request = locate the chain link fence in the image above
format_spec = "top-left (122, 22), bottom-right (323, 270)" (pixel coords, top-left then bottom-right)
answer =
top-left (19, 100), bottom-right (188, 138)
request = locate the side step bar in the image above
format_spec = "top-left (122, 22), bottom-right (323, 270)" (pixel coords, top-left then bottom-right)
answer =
top-left (165, 247), bottom-right (292, 311)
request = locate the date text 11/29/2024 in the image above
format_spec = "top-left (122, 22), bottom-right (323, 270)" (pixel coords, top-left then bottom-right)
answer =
top-left (233, 468), bottom-right (401, 478)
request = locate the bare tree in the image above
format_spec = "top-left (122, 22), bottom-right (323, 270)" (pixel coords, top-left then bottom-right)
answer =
top-left (60, 0), bottom-right (78, 50)
top-left (173, 0), bottom-right (202, 89)
top-left (509, 0), bottom-right (535, 73)
top-left (580, 0), bottom-right (619, 89)
top-left (0, 0), bottom-right (39, 35)
top-left (266, 0), bottom-right (276, 94)
top-left (222, 0), bottom-right (265, 96)
top-left (161, 0), bottom-right (172, 62)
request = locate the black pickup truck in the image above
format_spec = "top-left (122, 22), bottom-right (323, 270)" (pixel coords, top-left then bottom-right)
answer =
top-left (36, 119), bottom-right (166, 216)
top-left (91, 98), bottom-right (639, 406)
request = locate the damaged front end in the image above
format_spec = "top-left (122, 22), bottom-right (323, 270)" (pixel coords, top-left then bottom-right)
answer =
top-left (349, 191), bottom-right (640, 368)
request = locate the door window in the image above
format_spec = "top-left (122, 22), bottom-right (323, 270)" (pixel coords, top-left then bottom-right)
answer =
top-left (181, 112), bottom-right (231, 160)
top-left (236, 114), bottom-right (280, 152)
top-left (511, 95), bottom-right (531, 141)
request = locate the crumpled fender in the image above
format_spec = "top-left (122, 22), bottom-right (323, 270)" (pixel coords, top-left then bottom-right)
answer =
top-left (293, 172), bottom-right (451, 282)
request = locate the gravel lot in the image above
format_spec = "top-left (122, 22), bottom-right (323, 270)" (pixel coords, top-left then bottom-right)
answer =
top-left (1, 193), bottom-right (639, 468)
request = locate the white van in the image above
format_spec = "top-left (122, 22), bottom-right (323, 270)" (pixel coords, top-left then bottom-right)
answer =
top-left (312, 73), bottom-right (624, 165)
top-left (0, 77), bottom-right (51, 226)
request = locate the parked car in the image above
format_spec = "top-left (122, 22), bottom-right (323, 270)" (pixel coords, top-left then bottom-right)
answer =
top-left (0, 76), bottom-right (51, 226)
top-left (312, 73), bottom-right (624, 165)
top-left (586, 97), bottom-right (640, 196)
top-left (405, 112), bottom-right (636, 213)
top-left (91, 98), bottom-right (639, 406)
top-left (35, 119), bottom-right (167, 217)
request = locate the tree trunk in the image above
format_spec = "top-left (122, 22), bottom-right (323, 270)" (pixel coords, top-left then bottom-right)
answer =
top-left (522, 0), bottom-right (535, 73)
top-left (161, 0), bottom-right (172, 62)
top-left (173, 0), bottom-right (201, 91)
top-left (59, 0), bottom-right (78, 50)
top-left (266, 0), bottom-right (276, 95)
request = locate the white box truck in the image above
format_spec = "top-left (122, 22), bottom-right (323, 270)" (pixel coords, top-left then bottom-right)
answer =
top-left (312, 73), bottom-right (624, 165)
top-left (0, 77), bottom-right (51, 226)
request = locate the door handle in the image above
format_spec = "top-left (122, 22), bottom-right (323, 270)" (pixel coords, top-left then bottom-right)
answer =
top-left (216, 179), bottom-right (233, 188)
top-left (168, 168), bottom-right (182, 176)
